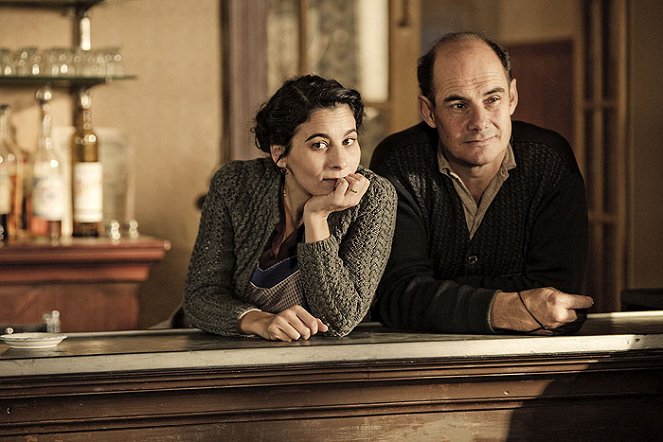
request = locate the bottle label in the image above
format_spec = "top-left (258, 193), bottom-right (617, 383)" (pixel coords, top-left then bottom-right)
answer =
top-left (0, 173), bottom-right (10, 214)
top-left (73, 162), bottom-right (103, 222)
top-left (33, 171), bottom-right (65, 220)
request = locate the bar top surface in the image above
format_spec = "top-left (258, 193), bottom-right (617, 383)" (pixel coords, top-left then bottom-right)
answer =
top-left (2, 311), bottom-right (663, 377)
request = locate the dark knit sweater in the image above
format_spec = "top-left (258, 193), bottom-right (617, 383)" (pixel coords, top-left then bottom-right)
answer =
top-left (184, 157), bottom-right (397, 337)
top-left (370, 121), bottom-right (588, 334)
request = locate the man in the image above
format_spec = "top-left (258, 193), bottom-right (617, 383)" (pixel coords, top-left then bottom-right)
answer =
top-left (370, 32), bottom-right (594, 335)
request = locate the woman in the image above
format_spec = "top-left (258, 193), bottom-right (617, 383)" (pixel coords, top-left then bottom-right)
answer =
top-left (183, 75), bottom-right (397, 341)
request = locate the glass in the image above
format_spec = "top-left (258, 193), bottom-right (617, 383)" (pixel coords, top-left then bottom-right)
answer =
top-left (266, 0), bottom-right (390, 164)
top-left (0, 46), bottom-right (127, 79)
top-left (71, 89), bottom-right (102, 237)
top-left (266, 0), bottom-right (299, 94)
top-left (43, 47), bottom-right (76, 77)
top-left (306, 0), bottom-right (358, 89)
top-left (0, 48), bottom-right (13, 76)
top-left (31, 87), bottom-right (65, 240)
top-left (360, 106), bottom-right (388, 167)
top-left (0, 104), bottom-right (22, 240)
top-left (101, 47), bottom-right (124, 77)
top-left (14, 47), bottom-right (41, 76)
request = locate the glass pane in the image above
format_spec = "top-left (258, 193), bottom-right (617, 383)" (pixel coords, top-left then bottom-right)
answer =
top-left (356, 0), bottom-right (389, 102)
top-left (603, 110), bottom-right (617, 213)
top-left (306, 0), bottom-right (359, 88)
top-left (267, 0), bottom-right (390, 168)
top-left (267, 0), bottom-right (300, 94)
top-left (584, 110), bottom-right (596, 211)
top-left (360, 106), bottom-right (388, 167)
top-left (305, 0), bottom-right (389, 101)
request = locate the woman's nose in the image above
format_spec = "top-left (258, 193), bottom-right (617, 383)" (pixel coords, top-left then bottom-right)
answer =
top-left (328, 146), bottom-right (349, 169)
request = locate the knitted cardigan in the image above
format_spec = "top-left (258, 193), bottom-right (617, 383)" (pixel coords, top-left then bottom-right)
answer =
top-left (370, 121), bottom-right (589, 334)
top-left (184, 157), bottom-right (397, 337)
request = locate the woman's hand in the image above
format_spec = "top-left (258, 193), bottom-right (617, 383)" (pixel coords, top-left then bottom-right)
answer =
top-left (303, 173), bottom-right (369, 242)
top-left (238, 305), bottom-right (329, 341)
top-left (305, 173), bottom-right (369, 218)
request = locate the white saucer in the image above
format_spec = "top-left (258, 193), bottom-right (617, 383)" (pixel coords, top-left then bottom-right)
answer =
top-left (0, 332), bottom-right (67, 349)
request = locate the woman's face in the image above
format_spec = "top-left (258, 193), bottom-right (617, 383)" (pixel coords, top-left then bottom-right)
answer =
top-left (271, 105), bottom-right (361, 198)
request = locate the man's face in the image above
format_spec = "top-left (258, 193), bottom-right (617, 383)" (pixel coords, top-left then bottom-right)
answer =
top-left (419, 39), bottom-right (518, 173)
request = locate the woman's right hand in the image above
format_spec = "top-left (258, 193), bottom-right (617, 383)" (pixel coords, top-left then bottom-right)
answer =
top-left (238, 305), bottom-right (329, 341)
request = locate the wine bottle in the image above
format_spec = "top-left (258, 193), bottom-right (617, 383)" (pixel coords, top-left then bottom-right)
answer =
top-left (0, 104), bottom-right (20, 242)
top-left (71, 89), bottom-right (102, 237)
top-left (31, 87), bottom-right (65, 240)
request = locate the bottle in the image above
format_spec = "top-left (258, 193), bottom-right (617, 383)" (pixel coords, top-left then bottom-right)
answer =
top-left (71, 89), bottom-right (102, 237)
top-left (18, 142), bottom-right (31, 236)
top-left (31, 87), bottom-right (65, 240)
top-left (0, 104), bottom-right (20, 242)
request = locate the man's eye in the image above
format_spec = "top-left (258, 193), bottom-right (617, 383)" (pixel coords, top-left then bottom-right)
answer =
top-left (343, 137), bottom-right (357, 146)
top-left (486, 96), bottom-right (501, 105)
top-left (449, 103), bottom-right (466, 110)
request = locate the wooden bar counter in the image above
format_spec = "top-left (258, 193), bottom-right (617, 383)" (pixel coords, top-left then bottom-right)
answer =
top-left (0, 236), bottom-right (170, 332)
top-left (1, 311), bottom-right (663, 441)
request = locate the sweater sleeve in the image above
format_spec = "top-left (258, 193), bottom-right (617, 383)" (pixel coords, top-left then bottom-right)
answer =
top-left (373, 176), bottom-right (496, 334)
top-left (183, 167), bottom-right (261, 336)
top-left (296, 173), bottom-right (397, 336)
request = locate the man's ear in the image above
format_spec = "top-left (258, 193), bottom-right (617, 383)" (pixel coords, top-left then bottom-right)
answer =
top-left (270, 145), bottom-right (286, 168)
top-left (418, 95), bottom-right (437, 128)
top-left (509, 78), bottom-right (519, 116)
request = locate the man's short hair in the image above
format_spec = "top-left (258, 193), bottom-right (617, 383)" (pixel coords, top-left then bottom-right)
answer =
top-left (417, 31), bottom-right (512, 104)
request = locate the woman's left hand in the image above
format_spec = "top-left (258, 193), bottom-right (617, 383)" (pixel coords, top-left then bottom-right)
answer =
top-left (305, 173), bottom-right (369, 218)
top-left (303, 173), bottom-right (369, 243)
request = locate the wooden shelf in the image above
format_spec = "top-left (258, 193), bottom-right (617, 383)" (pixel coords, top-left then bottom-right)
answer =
top-left (0, 235), bottom-right (170, 282)
top-left (0, 236), bottom-right (170, 331)
top-left (0, 75), bottom-right (137, 88)
top-left (0, 0), bottom-right (103, 10)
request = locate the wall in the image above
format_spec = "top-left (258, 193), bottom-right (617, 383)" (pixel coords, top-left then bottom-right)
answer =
top-left (496, 0), bottom-right (581, 43)
top-left (629, 0), bottom-right (663, 288)
top-left (421, 0), bottom-right (580, 48)
top-left (0, 0), bottom-right (221, 327)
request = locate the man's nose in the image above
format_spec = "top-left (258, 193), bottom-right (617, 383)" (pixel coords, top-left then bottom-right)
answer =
top-left (467, 107), bottom-right (490, 131)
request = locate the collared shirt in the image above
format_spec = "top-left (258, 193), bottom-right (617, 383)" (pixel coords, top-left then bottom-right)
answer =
top-left (437, 144), bottom-right (517, 239)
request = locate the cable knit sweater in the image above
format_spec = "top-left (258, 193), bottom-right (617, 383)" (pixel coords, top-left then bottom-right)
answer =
top-left (370, 121), bottom-right (588, 334)
top-left (184, 157), bottom-right (397, 337)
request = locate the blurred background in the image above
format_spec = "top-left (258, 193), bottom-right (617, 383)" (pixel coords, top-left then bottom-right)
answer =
top-left (0, 0), bottom-right (661, 328)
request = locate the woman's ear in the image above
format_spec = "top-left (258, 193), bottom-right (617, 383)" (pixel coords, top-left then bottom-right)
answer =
top-left (270, 145), bottom-right (286, 168)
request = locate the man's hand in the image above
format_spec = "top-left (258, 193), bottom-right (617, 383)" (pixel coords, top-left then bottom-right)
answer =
top-left (490, 288), bottom-right (594, 334)
top-left (238, 305), bottom-right (329, 341)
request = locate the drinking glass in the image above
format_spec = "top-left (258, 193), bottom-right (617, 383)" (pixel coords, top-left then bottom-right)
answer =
top-left (0, 48), bottom-right (13, 76)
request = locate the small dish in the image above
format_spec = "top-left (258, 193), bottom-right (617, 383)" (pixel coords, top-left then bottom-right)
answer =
top-left (0, 332), bottom-right (67, 349)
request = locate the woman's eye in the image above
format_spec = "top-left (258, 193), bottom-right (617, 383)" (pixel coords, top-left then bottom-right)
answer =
top-left (311, 140), bottom-right (328, 150)
top-left (343, 137), bottom-right (357, 146)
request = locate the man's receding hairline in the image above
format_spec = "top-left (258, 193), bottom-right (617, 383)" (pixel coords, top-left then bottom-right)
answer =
top-left (431, 37), bottom-right (511, 85)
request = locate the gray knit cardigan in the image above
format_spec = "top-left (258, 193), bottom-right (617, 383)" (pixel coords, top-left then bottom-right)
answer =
top-left (184, 157), bottom-right (397, 337)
